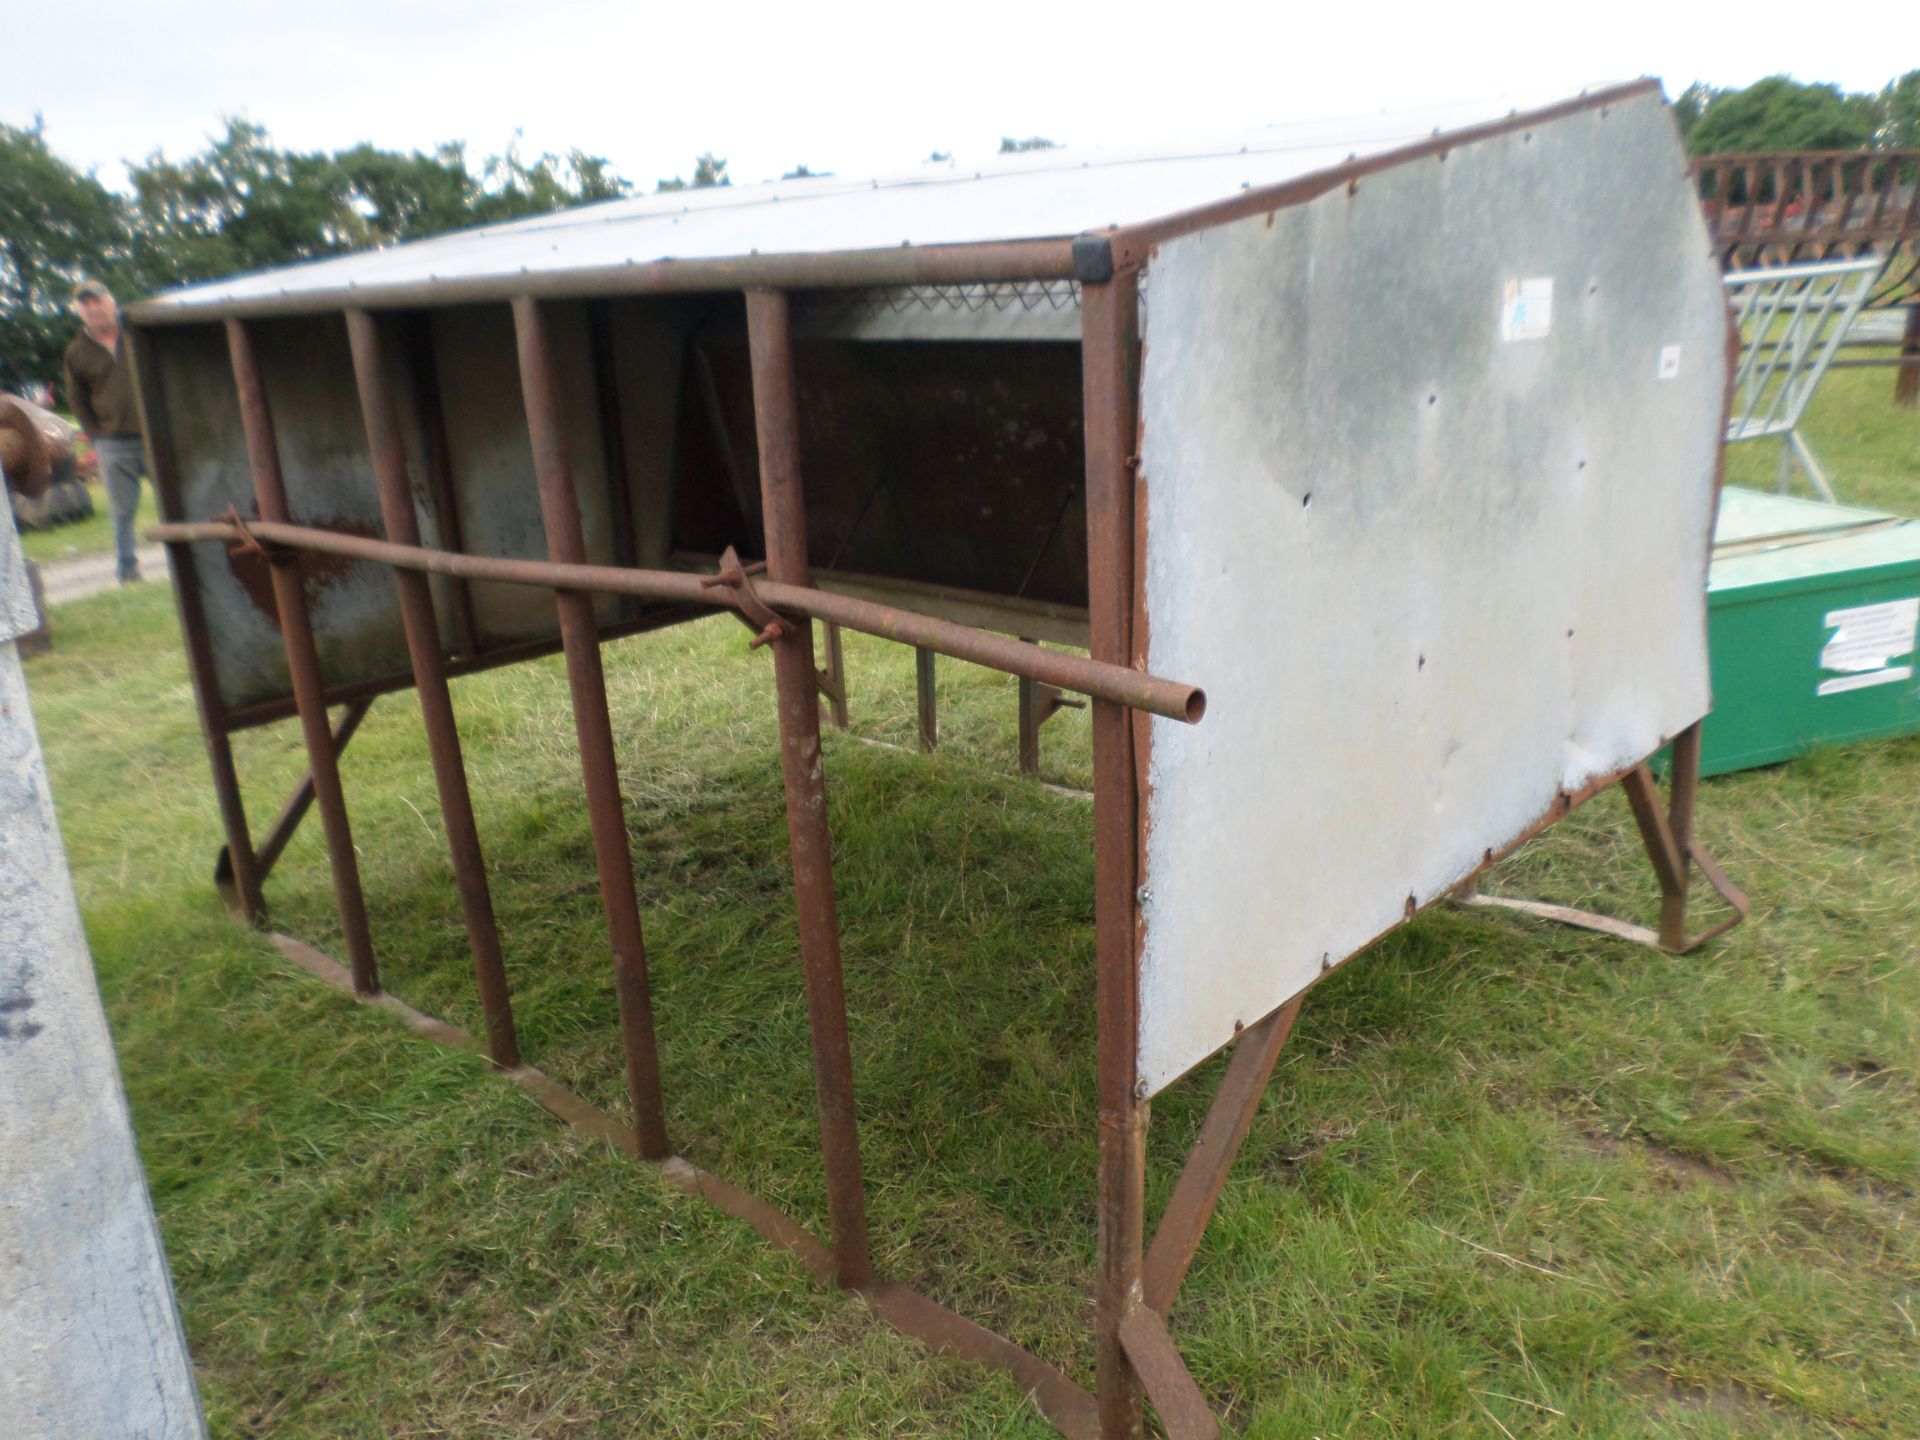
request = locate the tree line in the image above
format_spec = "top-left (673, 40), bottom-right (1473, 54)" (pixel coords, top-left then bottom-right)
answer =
top-left (3, 72), bottom-right (1916, 389)
top-left (0, 118), bottom-right (737, 389)
top-left (1676, 71), bottom-right (1919, 152)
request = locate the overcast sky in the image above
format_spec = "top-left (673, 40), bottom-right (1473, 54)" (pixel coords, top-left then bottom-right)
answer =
top-left (6, 0), bottom-right (1907, 192)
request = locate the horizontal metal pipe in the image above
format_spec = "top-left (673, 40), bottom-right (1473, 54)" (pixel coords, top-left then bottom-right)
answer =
top-left (149, 518), bottom-right (1207, 724)
top-left (124, 239), bottom-right (1081, 327)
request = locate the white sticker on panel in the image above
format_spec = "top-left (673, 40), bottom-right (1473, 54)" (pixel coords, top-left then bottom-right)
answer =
top-left (1659, 345), bottom-right (1682, 379)
top-left (1820, 597), bottom-right (1919, 675)
top-left (1817, 665), bottom-right (1913, 697)
top-left (1500, 277), bottom-right (1553, 341)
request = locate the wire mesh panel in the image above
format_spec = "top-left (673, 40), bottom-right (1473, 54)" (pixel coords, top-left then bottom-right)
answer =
top-left (1725, 257), bottom-right (1882, 500)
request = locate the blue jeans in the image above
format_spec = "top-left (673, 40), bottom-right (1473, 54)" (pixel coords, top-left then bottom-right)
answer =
top-left (93, 436), bottom-right (146, 582)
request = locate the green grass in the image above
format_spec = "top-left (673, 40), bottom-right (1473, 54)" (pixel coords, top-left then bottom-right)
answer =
top-left (29, 363), bottom-right (1920, 1437)
top-left (17, 481), bottom-right (159, 564)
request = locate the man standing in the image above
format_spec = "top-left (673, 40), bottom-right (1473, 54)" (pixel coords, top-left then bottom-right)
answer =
top-left (62, 280), bottom-right (146, 585)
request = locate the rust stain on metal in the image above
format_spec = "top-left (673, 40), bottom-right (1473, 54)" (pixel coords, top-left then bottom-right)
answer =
top-left (225, 512), bottom-right (382, 626)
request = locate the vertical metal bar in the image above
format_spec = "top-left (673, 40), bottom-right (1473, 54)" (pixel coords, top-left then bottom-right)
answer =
top-left (511, 296), bottom-right (670, 1158)
top-left (402, 314), bottom-right (480, 658)
top-left (1083, 265), bottom-right (1146, 1440)
top-left (1659, 723), bottom-right (1704, 951)
top-left (1833, 158), bottom-right (1861, 239)
top-left (744, 287), bottom-right (874, 1291)
top-left (225, 318), bottom-right (379, 992)
top-left (1018, 639), bottom-right (1041, 777)
top-left (818, 620), bottom-right (850, 730)
top-left (914, 646), bottom-right (938, 752)
top-left (1897, 300), bottom-right (1920, 410)
top-left (125, 326), bottom-right (266, 924)
top-left (1865, 156), bottom-right (1894, 232)
top-left (586, 302), bottom-right (639, 620)
top-left (348, 309), bottom-right (521, 1070)
top-left (1734, 161), bottom-right (1758, 247)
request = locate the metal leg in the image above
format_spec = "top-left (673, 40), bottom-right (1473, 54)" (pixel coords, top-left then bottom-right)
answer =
top-left (217, 697), bottom-right (374, 905)
top-left (746, 287), bottom-right (874, 1291)
top-left (349, 309), bottom-right (521, 1070)
top-left (818, 620), bottom-right (849, 729)
top-left (203, 723), bottom-right (265, 924)
top-left (915, 646), bottom-right (938, 752)
top-left (126, 328), bottom-right (267, 925)
top-left (1895, 299), bottom-right (1919, 410)
top-left (1019, 637), bottom-right (1085, 777)
top-left (1083, 268), bottom-right (1147, 1440)
top-left (1658, 726), bottom-right (1703, 950)
top-left (513, 296), bottom-right (669, 1158)
top-left (1787, 426), bottom-right (1836, 503)
top-left (1460, 724), bottom-right (1746, 954)
top-left (225, 319), bottom-right (380, 993)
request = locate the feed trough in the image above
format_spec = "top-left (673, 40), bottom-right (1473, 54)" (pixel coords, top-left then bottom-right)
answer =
top-left (133, 79), bottom-right (1744, 1438)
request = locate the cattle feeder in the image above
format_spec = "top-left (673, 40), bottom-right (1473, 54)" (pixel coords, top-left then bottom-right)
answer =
top-left (133, 79), bottom-right (1743, 1439)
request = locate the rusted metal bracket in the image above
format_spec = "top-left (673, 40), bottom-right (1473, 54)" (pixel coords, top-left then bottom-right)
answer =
top-left (216, 504), bottom-right (291, 567)
top-left (702, 544), bottom-right (795, 649)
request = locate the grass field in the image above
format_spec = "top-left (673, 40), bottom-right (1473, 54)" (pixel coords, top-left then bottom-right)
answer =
top-left (28, 363), bottom-right (1920, 1437)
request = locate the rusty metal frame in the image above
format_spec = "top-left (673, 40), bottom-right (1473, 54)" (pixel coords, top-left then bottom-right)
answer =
top-left (128, 82), bottom-right (1750, 1440)
top-left (140, 276), bottom-right (1203, 1438)
top-left (227, 318), bottom-right (381, 995)
top-left (1692, 150), bottom-right (1920, 265)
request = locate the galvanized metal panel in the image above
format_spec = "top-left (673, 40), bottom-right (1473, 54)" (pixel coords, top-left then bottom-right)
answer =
top-left (148, 91), bottom-right (1617, 312)
top-left (429, 303), bottom-right (621, 642)
top-left (153, 319), bottom-right (416, 711)
top-left (1134, 90), bottom-right (1726, 1095)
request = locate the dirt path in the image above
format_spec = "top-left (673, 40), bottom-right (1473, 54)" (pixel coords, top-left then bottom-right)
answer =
top-left (38, 544), bottom-right (168, 605)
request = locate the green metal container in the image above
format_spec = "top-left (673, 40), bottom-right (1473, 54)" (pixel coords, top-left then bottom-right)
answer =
top-left (1699, 487), bottom-right (1920, 777)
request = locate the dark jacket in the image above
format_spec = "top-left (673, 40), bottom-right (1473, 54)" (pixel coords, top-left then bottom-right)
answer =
top-left (62, 329), bottom-right (141, 439)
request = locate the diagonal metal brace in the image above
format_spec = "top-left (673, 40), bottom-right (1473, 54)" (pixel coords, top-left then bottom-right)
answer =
top-left (702, 544), bottom-right (795, 650)
top-left (1143, 995), bottom-right (1302, 1314)
top-left (1117, 1298), bottom-right (1221, 1440)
